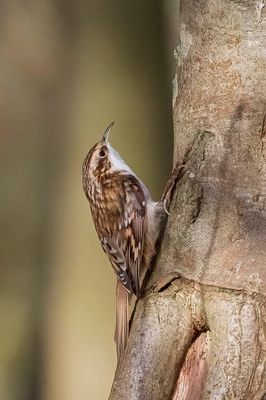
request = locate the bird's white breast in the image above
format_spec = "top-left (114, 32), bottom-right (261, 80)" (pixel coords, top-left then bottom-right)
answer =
top-left (108, 145), bottom-right (133, 173)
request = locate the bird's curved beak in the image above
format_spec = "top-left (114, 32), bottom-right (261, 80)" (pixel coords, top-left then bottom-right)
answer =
top-left (102, 121), bottom-right (114, 143)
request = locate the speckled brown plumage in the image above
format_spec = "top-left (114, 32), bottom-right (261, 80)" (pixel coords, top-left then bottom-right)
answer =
top-left (82, 122), bottom-right (164, 359)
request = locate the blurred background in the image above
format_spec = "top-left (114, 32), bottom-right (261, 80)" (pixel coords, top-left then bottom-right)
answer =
top-left (0, 1), bottom-right (178, 399)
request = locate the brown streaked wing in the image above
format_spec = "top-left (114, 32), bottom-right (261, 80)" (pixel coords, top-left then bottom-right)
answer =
top-left (100, 174), bottom-right (146, 296)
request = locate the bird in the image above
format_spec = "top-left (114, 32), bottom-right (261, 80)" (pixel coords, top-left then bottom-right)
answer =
top-left (82, 122), bottom-right (164, 360)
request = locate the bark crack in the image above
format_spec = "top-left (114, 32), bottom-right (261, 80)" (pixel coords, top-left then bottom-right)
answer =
top-left (260, 113), bottom-right (266, 168)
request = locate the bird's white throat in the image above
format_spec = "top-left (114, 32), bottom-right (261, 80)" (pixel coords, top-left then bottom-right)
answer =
top-left (108, 145), bottom-right (133, 173)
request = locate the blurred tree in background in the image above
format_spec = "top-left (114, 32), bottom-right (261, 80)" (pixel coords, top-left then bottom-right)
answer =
top-left (0, 1), bottom-right (177, 399)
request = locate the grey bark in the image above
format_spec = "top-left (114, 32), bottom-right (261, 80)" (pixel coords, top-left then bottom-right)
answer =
top-left (109, 0), bottom-right (266, 399)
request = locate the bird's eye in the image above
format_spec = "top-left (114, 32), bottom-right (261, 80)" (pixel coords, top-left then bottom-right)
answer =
top-left (99, 149), bottom-right (106, 158)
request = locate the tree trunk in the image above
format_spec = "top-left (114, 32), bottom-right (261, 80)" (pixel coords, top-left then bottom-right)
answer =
top-left (109, 0), bottom-right (266, 399)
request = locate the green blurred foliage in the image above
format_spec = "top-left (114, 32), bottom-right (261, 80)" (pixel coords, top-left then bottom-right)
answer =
top-left (0, 1), bottom-right (176, 399)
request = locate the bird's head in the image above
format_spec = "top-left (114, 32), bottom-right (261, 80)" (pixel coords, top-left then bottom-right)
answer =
top-left (82, 122), bottom-right (131, 184)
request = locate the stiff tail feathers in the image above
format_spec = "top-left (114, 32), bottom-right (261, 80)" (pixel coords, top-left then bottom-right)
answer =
top-left (115, 279), bottom-right (129, 360)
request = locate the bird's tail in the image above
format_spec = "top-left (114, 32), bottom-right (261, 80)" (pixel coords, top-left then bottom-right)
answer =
top-left (115, 279), bottom-right (129, 360)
